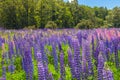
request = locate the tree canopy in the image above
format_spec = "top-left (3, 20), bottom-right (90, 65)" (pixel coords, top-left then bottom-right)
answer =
top-left (0, 0), bottom-right (120, 29)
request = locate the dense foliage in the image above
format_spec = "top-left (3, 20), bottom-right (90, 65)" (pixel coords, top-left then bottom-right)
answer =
top-left (0, 28), bottom-right (120, 80)
top-left (0, 0), bottom-right (120, 29)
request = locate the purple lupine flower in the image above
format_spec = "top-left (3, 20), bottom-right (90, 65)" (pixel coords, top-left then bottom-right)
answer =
top-left (105, 48), bottom-right (110, 62)
top-left (81, 40), bottom-right (87, 80)
top-left (60, 52), bottom-right (65, 80)
top-left (14, 39), bottom-right (20, 56)
top-left (84, 40), bottom-right (94, 75)
top-left (103, 62), bottom-right (114, 80)
top-left (94, 30), bottom-right (99, 42)
top-left (72, 39), bottom-right (82, 80)
top-left (107, 69), bottom-right (114, 80)
top-left (94, 40), bottom-right (105, 66)
top-left (37, 52), bottom-right (46, 80)
top-left (118, 36), bottom-right (120, 47)
top-left (22, 42), bottom-right (33, 80)
top-left (68, 49), bottom-right (75, 78)
top-left (99, 40), bottom-right (107, 61)
top-left (0, 37), bottom-right (4, 47)
top-left (82, 31), bottom-right (88, 40)
top-left (112, 38), bottom-right (119, 68)
top-left (60, 34), bottom-right (67, 44)
top-left (44, 63), bottom-right (49, 80)
top-left (8, 64), bottom-right (15, 73)
top-left (0, 39), bottom-right (2, 47)
top-left (67, 36), bottom-right (73, 49)
top-left (28, 37), bottom-right (34, 47)
top-left (19, 39), bottom-right (27, 71)
top-left (109, 40), bottom-right (114, 54)
top-left (64, 34), bottom-right (71, 45)
top-left (18, 39), bottom-right (25, 56)
top-left (91, 35), bottom-right (95, 56)
top-left (52, 43), bottom-right (58, 70)
top-left (77, 31), bottom-right (82, 47)
top-left (13, 35), bottom-right (19, 55)
top-left (102, 68), bottom-right (114, 80)
top-left (97, 53), bottom-right (104, 80)
top-left (58, 41), bottom-right (62, 52)
top-left (48, 73), bottom-right (54, 80)
top-left (105, 39), bottom-right (110, 61)
top-left (38, 62), bottom-right (46, 80)
top-left (8, 41), bottom-right (14, 59)
top-left (40, 41), bottom-right (48, 64)
top-left (33, 44), bottom-right (39, 59)
top-left (2, 66), bottom-right (6, 78)
top-left (99, 34), bottom-right (104, 40)
top-left (94, 44), bottom-right (99, 64)
top-left (102, 68), bottom-right (108, 80)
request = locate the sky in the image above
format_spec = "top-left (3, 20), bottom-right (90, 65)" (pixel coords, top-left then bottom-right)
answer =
top-left (66, 0), bottom-right (120, 9)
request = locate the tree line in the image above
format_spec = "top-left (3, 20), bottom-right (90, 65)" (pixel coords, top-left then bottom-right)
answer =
top-left (0, 0), bottom-right (120, 29)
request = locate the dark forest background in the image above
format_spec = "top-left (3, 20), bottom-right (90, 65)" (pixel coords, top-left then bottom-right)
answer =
top-left (0, 0), bottom-right (120, 29)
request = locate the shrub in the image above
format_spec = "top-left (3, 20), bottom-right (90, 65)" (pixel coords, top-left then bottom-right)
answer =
top-left (75, 19), bottom-right (94, 29)
top-left (45, 21), bottom-right (57, 29)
